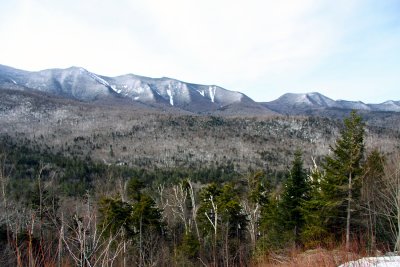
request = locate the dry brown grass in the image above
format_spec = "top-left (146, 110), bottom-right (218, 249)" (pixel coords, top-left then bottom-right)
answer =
top-left (252, 239), bottom-right (376, 267)
top-left (255, 248), bottom-right (361, 267)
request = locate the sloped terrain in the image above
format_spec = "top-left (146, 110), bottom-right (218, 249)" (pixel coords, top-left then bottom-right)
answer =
top-left (262, 92), bottom-right (400, 113)
top-left (0, 64), bottom-right (274, 115)
top-left (1, 88), bottom-right (399, 172)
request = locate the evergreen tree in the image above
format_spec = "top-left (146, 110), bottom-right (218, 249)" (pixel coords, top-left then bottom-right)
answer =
top-left (320, 110), bottom-right (365, 249)
top-left (98, 178), bottom-right (164, 239)
top-left (281, 149), bottom-right (310, 244)
top-left (98, 196), bottom-right (132, 237)
top-left (197, 182), bottom-right (247, 265)
top-left (301, 161), bottom-right (333, 247)
top-left (257, 174), bottom-right (288, 251)
top-left (258, 196), bottom-right (288, 250)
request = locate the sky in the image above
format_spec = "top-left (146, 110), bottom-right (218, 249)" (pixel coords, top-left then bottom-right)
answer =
top-left (0, 0), bottom-right (399, 103)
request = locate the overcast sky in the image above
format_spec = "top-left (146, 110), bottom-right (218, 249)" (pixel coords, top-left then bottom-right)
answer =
top-left (0, 0), bottom-right (399, 103)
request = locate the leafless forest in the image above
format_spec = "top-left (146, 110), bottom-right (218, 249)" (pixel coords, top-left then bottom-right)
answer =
top-left (1, 90), bottom-right (400, 266)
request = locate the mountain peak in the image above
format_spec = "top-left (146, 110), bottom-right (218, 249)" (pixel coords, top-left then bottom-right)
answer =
top-left (0, 64), bottom-right (398, 115)
top-left (275, 92), bottom-right (336, 108)
top-left (0, 64), bottom-right (274, 115)
top-left (263, 92), bottom-right (400, 114)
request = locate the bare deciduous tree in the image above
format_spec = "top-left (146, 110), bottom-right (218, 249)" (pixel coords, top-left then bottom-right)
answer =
top-left (376, 153), bottom-right (400, 251)
top-left (62, 195), bottom-right (125, 267)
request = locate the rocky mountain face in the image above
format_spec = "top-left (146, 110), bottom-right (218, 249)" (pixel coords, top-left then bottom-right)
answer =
top-left (1, 64), bottom-right (399, 116)
top-left (0, 64), bottom-right (273, 115)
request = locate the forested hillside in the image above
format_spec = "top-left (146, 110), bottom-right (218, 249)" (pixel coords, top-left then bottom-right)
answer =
top-left (1, 89), bottom-right (400, 174)
top-left (1, 111), bottom-right (400, 266)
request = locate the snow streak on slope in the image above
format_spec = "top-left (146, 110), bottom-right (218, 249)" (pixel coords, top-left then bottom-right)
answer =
top-left (166, 86), bottom-right (174, 106)
top-left (209, 86), bottom-right (216, 103)
top-left (197, 90), bottom-right (205, 97)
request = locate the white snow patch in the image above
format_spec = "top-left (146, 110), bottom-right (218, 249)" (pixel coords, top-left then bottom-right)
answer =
top-left (134, 96), bottom-right (139, 100)
top-left (166, 87), bottom-right (174, 106)
top-left (209, 86), bottom-right (216, 103)
top-left (11, 79), bottom-right (17, 84)
top-left (296, 94), bottom-right (312, 105)
top-left (111, 85), bottom-right (121, 94)
top-left (197, 90), bottom-right (205, 97)
top-left (339, 256), bottom-right (400, 267)
top-left (87, 72), bottom-right (110, 87)
top-left (136, 86), bottom-right (145, 93)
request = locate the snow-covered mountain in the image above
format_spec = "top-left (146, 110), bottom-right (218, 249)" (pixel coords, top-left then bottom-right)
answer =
top-left (369, 100), bottom-right (400, 112)
top-left (0, 64), bottom-right (399, 115)
top-left (0, 64), bottom-right (271, 115)
top-left (0, 65), bottom-right (115, 100)
top-left (263, 92), bottom-right (400, 114)
top-left (264, 92), bottom-right (339, 110)
top-left (102, 74), bottom-right (260, 112)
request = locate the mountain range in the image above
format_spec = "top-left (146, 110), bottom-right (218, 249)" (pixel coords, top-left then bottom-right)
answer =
top-left (1, 64), bottom-right (399, 116)
top-left (1, 64), bottom-right (399, 171)
top-left (263, 92), bottom-right (400, 114)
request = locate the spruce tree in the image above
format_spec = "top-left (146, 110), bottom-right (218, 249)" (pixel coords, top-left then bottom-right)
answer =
top-left (281, 149), bottom-right (310, 244)
top-left (321, 110), bottom-right (365, 249)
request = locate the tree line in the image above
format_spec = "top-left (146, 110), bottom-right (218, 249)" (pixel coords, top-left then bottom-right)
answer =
top-left (1, 111), bottom-right (400, 266)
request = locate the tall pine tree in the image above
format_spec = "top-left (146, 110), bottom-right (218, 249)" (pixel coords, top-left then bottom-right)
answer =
top-left (321, 110), bottom-right (365, 249)
top-left (281, 149), bottom-right (310, 245)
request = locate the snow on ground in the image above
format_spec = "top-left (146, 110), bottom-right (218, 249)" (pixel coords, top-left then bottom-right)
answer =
top-left (339, 256), bottom-right (400, 267)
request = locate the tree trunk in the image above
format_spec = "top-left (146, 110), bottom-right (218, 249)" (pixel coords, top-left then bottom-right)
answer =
top-left (188, 181), bottom-right (201, 243)
top-left (346, 172), bottom-right (352, 250)
top-left (139, 215), bottom-right (142, 267)
top-left (396, 207), bottom-right (400, 252)
top-left (0, 154), bottom-right (10, 244)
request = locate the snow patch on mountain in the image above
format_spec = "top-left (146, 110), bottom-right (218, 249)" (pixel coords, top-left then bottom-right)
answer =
top-left (111, 85), bottom-right (121, 94)
top-left (86, 71), bottom-right (110, 88)
top-left (209, 86), bottom-right (216, 103)
top-left (104, 76), bottom-right (155, 102)
top-left (197, 90), bottom-right (205, 97)
top-left (166, 87), bottom-right (174, 106)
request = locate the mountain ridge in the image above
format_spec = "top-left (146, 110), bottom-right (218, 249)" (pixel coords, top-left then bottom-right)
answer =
top-left (0, 64), bottom-right (399, 115)
top-left (262, 92), bottom-right (400, 114)
top-left (1, 65), bottom-right (399, 171)
top-left (0, 64), bottom-right (273, 115)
